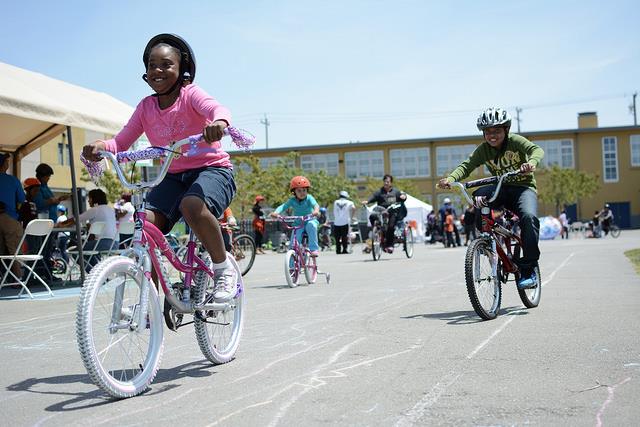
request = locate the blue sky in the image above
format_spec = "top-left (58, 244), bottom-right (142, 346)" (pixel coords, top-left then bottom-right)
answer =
top-left (1, 0), bottom-right (638, 150)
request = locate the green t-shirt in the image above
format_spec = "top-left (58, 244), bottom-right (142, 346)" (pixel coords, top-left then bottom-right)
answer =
top-left (446, 133), bottom-right (544, 191)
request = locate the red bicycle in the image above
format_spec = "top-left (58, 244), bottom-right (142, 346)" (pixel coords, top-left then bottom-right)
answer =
top-left (451, 171), bottom-right (541, 320)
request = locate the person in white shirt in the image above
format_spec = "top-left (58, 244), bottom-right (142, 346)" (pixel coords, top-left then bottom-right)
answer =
top-left (332, 190), bottom-right (356, 254)
top-left (116, 193), bottom-right (135, 248)
top-left (57, 189), bottom-right (117, 271)
top-left (559, 210), bottom-right (569, 239)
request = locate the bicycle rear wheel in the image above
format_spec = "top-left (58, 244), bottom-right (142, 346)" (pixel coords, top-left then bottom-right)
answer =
top-left (465, 238), bottom-right (502, 320)
top-left (517, 265), bottom-right (542, 308)
top-left (285, 250), bottom-right (299, 287)
top-left (610, 225), bottom-right (621, 238)
top-left (232, 234), bottom-right (256, 276)
top-left (76, 256), bottom-right (164, 398)
top-left (403, 225), bottom-right (414, 258)
top-left (193, 252), bottom-right (245, 364)
top-left (372, 224), bottom-right (382, 261)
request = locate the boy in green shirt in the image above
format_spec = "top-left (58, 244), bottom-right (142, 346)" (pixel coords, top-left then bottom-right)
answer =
top-left (438, 108), bottom-right (544, 289)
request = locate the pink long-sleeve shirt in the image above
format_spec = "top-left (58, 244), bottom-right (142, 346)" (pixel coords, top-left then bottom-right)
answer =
top-left (103, 84), bottom-right (233, 173)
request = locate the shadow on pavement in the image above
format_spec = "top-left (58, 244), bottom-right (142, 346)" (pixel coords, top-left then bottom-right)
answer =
top-left (402, 306), bottom-right (526, 325)
top-left (6, 359), bottom-right (217, 410)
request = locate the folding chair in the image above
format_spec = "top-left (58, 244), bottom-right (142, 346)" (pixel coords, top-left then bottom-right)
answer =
top-left (117, 221), bottom-right (135, 249)
top-left (66, 221), bottom-right (107, 281)
top-left (0, 219), bottom-right (54, 298)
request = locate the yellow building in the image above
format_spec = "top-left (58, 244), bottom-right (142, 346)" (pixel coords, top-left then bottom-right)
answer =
top-left (233, 112), bottom-right (640, 228)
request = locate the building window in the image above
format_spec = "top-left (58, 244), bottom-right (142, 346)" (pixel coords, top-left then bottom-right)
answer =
top-left (535, 139), bottom-right (574, 168)
top-left (436, 145), bottom-right (476, 177)
top-left (345, 150), bottom-right (384, 180)
top-left (259, 156), bottom-right (294, 169)
top-left (301, 153), bottom-right (339, 176)
top-left (57, 143), bottom-right (69, 165)
top-left (631, 135), bottom-right (640, 167)
top-left (390, 148), bottom-right (430, 178)
top-left (602, 137), bottom-right (618, 182)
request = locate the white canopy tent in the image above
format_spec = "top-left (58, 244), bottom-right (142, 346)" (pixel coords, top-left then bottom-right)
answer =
top-left (0, 61), bottom-right (133, 279)
top-left (403, 194), bottom-right (433, 242)
top-left (364, 194), bottom-right (433, 242)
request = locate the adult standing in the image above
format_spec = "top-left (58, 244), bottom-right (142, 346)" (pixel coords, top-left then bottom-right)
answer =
top-left (0, 153), bottom-right (26, 278)
top-left (333, 190), bottom-right (355, 254)
top-left (559, 209), bottom-right (569, 239)
top-left (252, 195), bottom-right (266, 254)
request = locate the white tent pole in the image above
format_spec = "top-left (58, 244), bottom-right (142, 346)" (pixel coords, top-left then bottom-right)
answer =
top-left (66, 126), bottom-right (85, 281)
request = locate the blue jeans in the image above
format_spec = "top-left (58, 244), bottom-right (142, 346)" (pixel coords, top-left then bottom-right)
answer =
top-left (292, 220), bottom-right (319, 251)
top-left (472, 184), bottom-right (540, 273)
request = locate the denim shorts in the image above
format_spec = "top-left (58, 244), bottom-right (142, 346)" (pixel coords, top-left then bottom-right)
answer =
top-left (147, 166), bottom-right (236, 232)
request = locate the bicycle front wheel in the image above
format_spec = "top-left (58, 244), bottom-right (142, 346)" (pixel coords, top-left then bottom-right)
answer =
top-left (465, 238), bottom-right (502, 320)
top-left (285, 250), bottom-right (299, 287)
top-left (372, 225), bottom-right (382, 261)
top-left (76, 256), bottom-right (164, 398)
top-left (232, 234), bottom-right (256, 276)
top-left (193, 252), bottom-right (245, 364)
top-left (403, 225), bottom-right (414, 258)
top-left (610, 225), bottom-right (621, 238)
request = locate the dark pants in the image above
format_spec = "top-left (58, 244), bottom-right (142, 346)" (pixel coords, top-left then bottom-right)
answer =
top-left (473, 185), bottom-right (540, 273)
top-left (254, 230), bottom-right (264, 248)
top-left (333, 224), bottom-right (349, 254)
top-left (464, 224), bottom-right (477, 244)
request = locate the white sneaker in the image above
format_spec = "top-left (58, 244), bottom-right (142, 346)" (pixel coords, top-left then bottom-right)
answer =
top-left (213, 266), bottom-right (238, 302)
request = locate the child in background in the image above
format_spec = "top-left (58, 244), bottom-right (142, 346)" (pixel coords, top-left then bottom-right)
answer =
top-left (19, 178), bottom-right (41, 229)
top-left (81, 34), bottom-right (237, 301)
top-left (444, 208), bottom-right (455, 248)
top-left (270, 176), bottom-right (320, 256)
top-left (252, 195), bottom-right (266, 254)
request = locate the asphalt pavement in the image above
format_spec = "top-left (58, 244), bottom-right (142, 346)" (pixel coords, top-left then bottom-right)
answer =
top-left (0, 230), bottom-right (639, 426)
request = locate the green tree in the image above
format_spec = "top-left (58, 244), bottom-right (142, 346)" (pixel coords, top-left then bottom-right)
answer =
top-left (230, 153), bottom-right (357, 219)
top-left (537, 165), bottom-right (600, 215)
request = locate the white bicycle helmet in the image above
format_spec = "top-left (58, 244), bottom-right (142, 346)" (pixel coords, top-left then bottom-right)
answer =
top-left (443, 197), bottom-right (451, 204)
top-left (339, 190), bottom-right (349, 199)
top-left (477, 107), bottom-right (512, 131)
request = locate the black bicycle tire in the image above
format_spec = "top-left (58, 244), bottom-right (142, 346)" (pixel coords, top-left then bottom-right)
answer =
top-left (465, 238), bottom-right (501, 320)
top-left (233, 234), bottom-right (256, 276)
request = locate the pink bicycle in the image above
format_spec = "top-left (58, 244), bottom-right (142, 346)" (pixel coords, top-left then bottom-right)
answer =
top-left (76, 128), bottom-right (252, 398)
top-left (277, 215), bottom-right (330, 288)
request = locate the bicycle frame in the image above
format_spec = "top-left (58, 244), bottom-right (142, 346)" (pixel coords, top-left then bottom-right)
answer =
top-left (278, 215), bottom-right (314, 274)
top-left (98, 136), bottom-right (240, 318)
top-left (451, 171), bottom-right (523, 276)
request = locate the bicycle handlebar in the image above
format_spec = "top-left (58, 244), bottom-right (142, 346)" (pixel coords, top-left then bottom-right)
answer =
top-left (451, 170), bottom-right (521, 207)
top-left (277, 215), bottom-right (316, 230)
top-left (83, 127), bottom-right (255, 191)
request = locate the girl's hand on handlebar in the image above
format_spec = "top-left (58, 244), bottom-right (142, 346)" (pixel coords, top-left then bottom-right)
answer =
top-left (82, 141), bottom-right (107, 162)
top-left (203, 120), bottom-right (228, 143)
top-left (437, 178), bottom-right (452, 189)
top-left (520, 163), bottom-right (536, 174)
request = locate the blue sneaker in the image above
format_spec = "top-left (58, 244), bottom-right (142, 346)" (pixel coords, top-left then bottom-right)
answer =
top-left (517, 272), bottom-right (537, 290)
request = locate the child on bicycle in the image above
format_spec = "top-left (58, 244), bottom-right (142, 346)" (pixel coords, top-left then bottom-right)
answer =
top-left (81, 34), bottom-right (237, 301)
top-left (270, 176), bottom-right (320, 256)
top-left (437, 107), bottom-right (544, 289)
